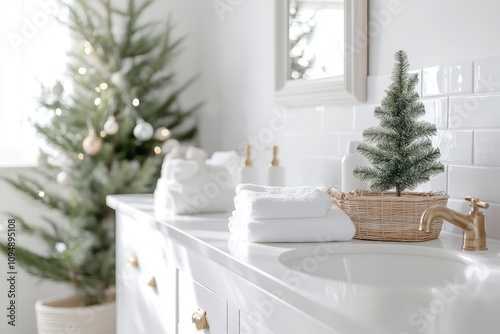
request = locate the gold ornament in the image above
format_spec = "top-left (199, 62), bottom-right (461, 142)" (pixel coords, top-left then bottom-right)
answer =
top-left (52, 81), bottom-right (64, 97)
top-left (82, 134), bottom-right (103, 156)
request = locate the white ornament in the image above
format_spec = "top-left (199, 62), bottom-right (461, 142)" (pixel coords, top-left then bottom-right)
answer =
top-left (103, 116), bottom-right (119, 135)
top-left (56, 171), bottom-right (71, 185)
top-left (82, 134), bottom-right (103, 156)
top-left (154, 127), bottom-right (171, 141)
top-left (133, 121), bottom-right (154, 141)
top-left (110, 72), bottom-right (123, 86)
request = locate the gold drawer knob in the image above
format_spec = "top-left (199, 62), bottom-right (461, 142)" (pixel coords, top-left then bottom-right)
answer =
top-left (145, 275), bottom-right (157, 287)
top-left (192, 308), bottom-right (209, 331)
top-left (128, 254), bottom-right (139, 268)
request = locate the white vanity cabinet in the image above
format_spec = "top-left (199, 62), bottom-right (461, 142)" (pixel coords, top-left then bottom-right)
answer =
top-left (110, 195), bottom-right (348, 334)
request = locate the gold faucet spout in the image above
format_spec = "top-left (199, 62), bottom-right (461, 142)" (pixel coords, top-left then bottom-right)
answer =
top-left (419, 197), bottom-right (488, 251)
top-left (419, 206), bottom-right (473, 233)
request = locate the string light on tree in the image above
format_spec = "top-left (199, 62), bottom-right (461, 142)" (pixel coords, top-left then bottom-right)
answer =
top-left (133, 119), bottom-right (154, 141)
top-left (55, 242), bottom-right (67, 253)
top-left (110, 72), bottom-right (123, 86)
top-left (83, 41), bottom-right (92, 54)
top-left (56, 171), bottom-right (71, 185)
top-left (154, 127), bottom-right (171, 141)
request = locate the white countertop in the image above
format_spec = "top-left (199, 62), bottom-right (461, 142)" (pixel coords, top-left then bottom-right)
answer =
top-left (108, 194), bottom-right (500, 334)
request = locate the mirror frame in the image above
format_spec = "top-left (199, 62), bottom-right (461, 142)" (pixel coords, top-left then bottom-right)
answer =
top-left (275, 0), bottom-right (367, 107)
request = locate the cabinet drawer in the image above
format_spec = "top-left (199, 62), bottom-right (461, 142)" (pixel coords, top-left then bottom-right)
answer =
top-left (239, 312), bottom-right (273, 334)
top-left (116, 213), bottom-right (176, 334)
top-left (178, 271), bottom-right (227, 334)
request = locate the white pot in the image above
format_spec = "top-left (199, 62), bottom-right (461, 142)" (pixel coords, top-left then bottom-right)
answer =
top-left (35, 294), bottom-right (115, 334)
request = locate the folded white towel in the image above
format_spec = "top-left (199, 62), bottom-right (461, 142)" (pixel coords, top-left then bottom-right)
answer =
top-left (236, 183), bottom-right (327, 195)
top-left (154, 147), bottom-right (235, 217)
top-left (161, 159), bottom-right (200, 181)
top-left (233, 185), bottom-right (331, 219)
top-left (228, 206), bottom-right (355, 243)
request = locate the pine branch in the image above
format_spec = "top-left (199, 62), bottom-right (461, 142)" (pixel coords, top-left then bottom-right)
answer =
top-left (124, 156), bottom-right (163, 193)
top-left (4, 214), bottom-right (62, 247)
top-left (0, 243), bottom-right (71, 282)
top-left (2, 176), bottom-right (76, 215)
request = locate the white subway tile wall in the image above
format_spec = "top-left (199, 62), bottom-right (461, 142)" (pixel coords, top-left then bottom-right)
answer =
top-left (437, 131), bottom-right (473, 164)
top-left (276, 55), bottom-right (500, 240)
top-left (474, 55), bottom-right (500, 94)
top-left (449, 95), bottom-right (500, 129)
top-left (422, 61), bottom-right (473, 97)
top-left (474, 130), bottom-right (500, 166)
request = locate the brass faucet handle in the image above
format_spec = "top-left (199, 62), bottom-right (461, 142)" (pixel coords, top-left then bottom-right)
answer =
top-left (465, 196), bottom-right (490, 209)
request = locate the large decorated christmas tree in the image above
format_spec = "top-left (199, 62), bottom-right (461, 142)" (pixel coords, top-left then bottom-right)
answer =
top-left (0, 0), bottom-right (198, 305)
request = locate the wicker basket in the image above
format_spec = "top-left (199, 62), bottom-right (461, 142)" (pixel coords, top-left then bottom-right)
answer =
top-left (328, 188), bottom-right (449, 241)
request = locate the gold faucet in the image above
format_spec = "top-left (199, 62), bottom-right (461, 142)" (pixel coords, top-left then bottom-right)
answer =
top-left (419, 196), bottom-right (489, 251)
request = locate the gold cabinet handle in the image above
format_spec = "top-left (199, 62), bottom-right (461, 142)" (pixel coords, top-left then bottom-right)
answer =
top-left (144, 275), bottom-right (157, 287)
top-left (128, 254), bottom-right (139, 268)
top-left (192, 308), bottom-right (209, 331)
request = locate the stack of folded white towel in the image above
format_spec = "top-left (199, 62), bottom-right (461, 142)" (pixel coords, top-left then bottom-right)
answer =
top-left (154, 146), bottom-right (236, 217)
top-left (228, 184), bottom-right (356, 242)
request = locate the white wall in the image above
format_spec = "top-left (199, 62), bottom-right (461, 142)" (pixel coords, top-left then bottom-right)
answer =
top-left (369, 0), bottom-right (500, 75)
top-left (178, 0), bottom-right (500, 240)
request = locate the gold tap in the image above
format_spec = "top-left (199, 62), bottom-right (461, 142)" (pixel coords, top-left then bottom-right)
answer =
top-left (419, 196), bottom-right (489, 251)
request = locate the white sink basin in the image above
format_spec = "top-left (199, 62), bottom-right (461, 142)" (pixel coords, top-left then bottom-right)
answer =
top-left (278, 244), bottom-right (478, 288)
top-left (278, 242), bottom-right (500, 334)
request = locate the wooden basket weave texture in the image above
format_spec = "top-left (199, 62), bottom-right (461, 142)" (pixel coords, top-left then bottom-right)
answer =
top-left (328, 188), bottom-right (449, 241)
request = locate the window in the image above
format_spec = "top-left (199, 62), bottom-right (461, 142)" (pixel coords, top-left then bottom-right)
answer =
top-left (0, 0), bottom-right (69, 167)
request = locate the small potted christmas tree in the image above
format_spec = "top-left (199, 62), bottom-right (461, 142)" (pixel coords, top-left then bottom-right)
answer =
top-left (331, 50), bottom-right (448, 241)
